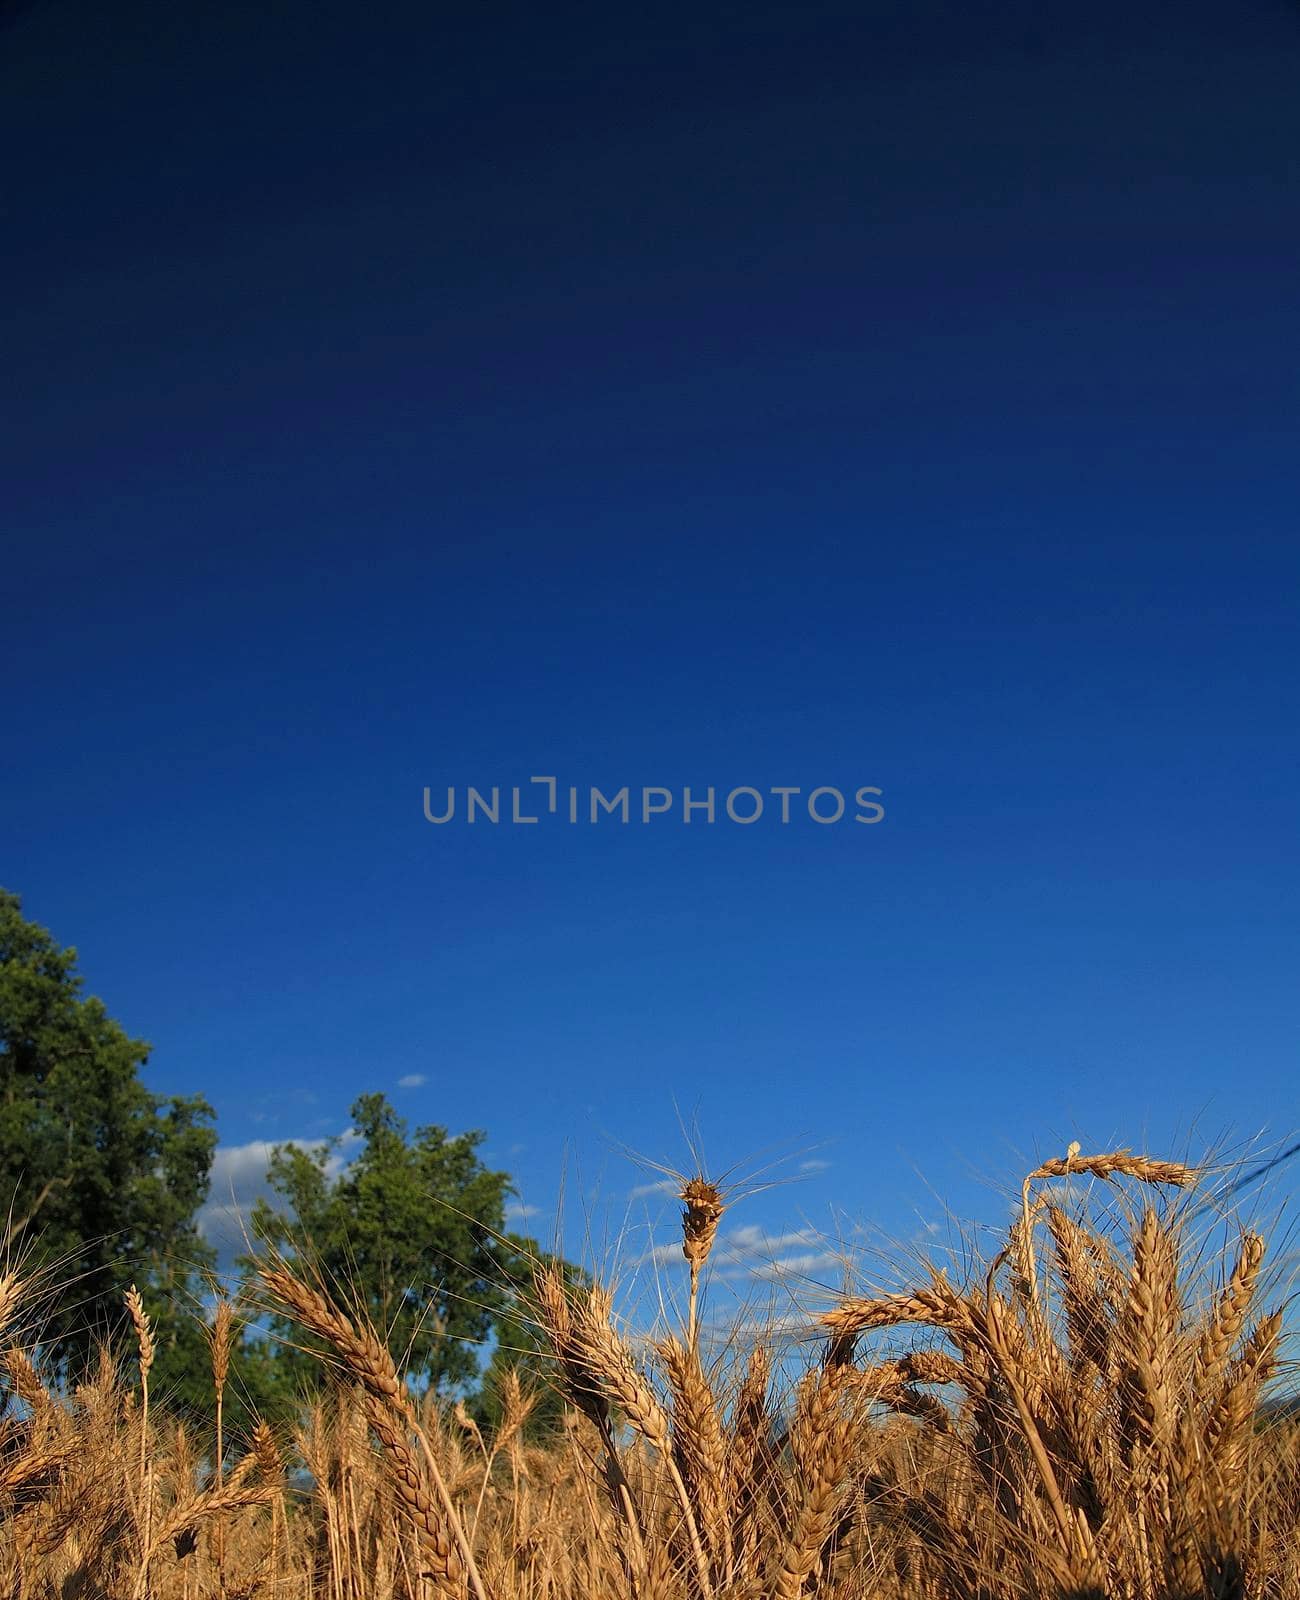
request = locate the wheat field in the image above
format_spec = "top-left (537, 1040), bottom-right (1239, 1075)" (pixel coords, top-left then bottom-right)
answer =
top-left (2, 1149), bottom-right (1296, 1600)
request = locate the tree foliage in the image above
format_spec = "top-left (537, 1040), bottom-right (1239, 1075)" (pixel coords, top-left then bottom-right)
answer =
top-left (0, 889), bottom-right (574, 1432)
top-left (0, 889), bottom-right (217, 1378)
top-left (252, 1092), bottom-right (524, 1396)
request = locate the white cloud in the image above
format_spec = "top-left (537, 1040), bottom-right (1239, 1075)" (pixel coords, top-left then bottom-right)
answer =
top-left (799, 1158), bottom-right (831, 1173)
top-left (731, 1310), bottom-right (811, 1341)
top-left (1008, 1178), bottom-right (1084, 1214)
top-left (640, 1224), bottom-right (840, 1283)
top-left (199, 1128), bottom-right (360, 1264)
top-left (207, 1139), bottom-right (283, 1198)
top-left (713, 1225), bottom-right (821, 1265)
top-left (630, 1179), bottom-right (681, 1199)
top-left (645, 1242), bottom-right (685, 1266)
top-left (750, 1250), bottom-right (842, 1282)
top-left (505, 1201), bottom-right (541, 1222)
top-left (397, 1073), bottom-right (427, 1088)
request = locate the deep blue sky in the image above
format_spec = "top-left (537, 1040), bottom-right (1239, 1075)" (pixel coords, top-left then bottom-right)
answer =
top-left (4, 0), bottom-right (1299, 1300)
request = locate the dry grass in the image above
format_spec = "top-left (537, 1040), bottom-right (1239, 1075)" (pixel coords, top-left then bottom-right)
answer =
top-left (1, 1148), bottom-right (1297, 1599)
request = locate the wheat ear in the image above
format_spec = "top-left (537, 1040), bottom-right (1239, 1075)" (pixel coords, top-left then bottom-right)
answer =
top-left (260, 1265), bottom-right (488, 1600)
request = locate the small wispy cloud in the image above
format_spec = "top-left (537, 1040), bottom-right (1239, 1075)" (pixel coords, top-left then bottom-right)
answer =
top-left (1005, 1178), bottom-right (1087, 1217)
top-left (799, 1158), bottom-right (831, 1173)
top-left (645, 1242), bottom-right (685, 1266)
top-left (505, 1201), bottom-right (541, 1222)
top-left (731, 1309), bottom-right (811, 1342)
top-left (715, 1224), bottom-right (822, 1263)
top-left (750, 1250), bottom-right (842, 1281)
top-left (630, 1179), bottom-right (681, 1199)
top-left (642, 1223), bottom-right (842, 1284)
top-left (397, 1073), bottom-right (427, 1088)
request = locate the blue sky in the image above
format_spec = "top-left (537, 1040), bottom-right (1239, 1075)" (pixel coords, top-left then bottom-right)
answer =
top-left (4, 0), bottom-right (1299, 1307)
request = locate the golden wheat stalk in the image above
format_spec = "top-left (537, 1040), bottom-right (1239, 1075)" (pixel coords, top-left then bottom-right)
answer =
top-left (658, 1334), bottom-right (732, 1576)
top-left (679, 1177), bottom-right (725, 1355)
top-left (259, 1264), bottom-right (488, 1600)
top-left (819, 1274), bottom-right (975, 1359)
top-left (1018, 1149), bottom-right (1196, 1306)
top-left (1193, 1230), bottom-right (1265, 1402)
top-left (0, 1272), bottom-right (25, 1348)
top-left (131, 1471), bottom-right (276, 1599)
top-left (4, 1345), bottom-right (49, 1412)
top-left (124, 1284), bottom-right (155, 1588)
top-left (768, 1363), bottom-right (858, 1600)
top-left (545, 1277), bottom-right (715, 1597)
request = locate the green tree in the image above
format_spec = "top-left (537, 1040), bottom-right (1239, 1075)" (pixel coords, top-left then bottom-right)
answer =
top-left (251, 1092), bottom-right (522, 1395)
top-left (0, 889), bottom-right (217, 1378)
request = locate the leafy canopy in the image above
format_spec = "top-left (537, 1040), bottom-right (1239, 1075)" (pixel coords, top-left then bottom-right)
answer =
top-left (0, 888), bottom-right (217, 1381)
top-left (0, 889), bottom-right (571, 1433)
top-left (252, 1092), bottom-right (522, 1395)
